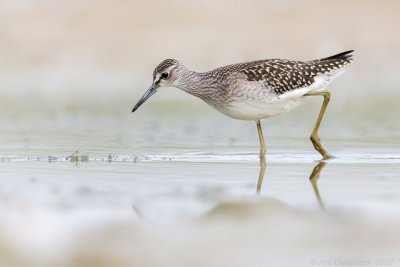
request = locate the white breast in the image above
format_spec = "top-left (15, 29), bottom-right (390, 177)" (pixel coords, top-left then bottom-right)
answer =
top-left (218, 94), bottom-right (307, 120)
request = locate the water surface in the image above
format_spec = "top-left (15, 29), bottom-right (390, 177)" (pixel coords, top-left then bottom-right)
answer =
top-left (0, 106), bottom-right (399, 266)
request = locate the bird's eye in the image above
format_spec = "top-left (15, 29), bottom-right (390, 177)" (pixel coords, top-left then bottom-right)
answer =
top-left (161, 72), bottom-right (169, 79)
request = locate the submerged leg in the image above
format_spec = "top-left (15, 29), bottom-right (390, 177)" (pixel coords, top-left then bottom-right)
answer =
top-left (256, 120), bottom-right (266, 159)
top-left (304, 90), bottom-right (331, 159)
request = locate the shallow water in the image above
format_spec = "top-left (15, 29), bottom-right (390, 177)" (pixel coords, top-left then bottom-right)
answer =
top-left (1, 105), bottom-right (400, 266)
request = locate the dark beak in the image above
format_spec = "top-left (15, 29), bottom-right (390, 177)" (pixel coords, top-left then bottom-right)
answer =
top-left (132, 84), bottom-right (157, 113)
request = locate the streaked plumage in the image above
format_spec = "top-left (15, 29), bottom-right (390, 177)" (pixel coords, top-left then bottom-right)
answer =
top-left (218, 50), bottom-right (353, 95)
top-left (132, 50), bottom-right (354, 159)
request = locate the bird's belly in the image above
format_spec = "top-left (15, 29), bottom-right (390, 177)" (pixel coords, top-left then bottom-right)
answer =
top-left (215, 94), bottom-right (307, 121)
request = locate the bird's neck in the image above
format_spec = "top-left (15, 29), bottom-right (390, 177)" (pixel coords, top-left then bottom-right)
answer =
top-left (175, 67), bottom-right (218, 98)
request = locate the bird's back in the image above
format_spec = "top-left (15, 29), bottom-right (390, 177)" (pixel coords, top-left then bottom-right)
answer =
top-left (200, 51), bottom-right (353, 120)
top-left (211, 50), bottom-right (354, 95)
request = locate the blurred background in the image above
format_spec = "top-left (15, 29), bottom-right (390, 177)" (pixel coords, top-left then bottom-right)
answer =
top-left (1, 0), bottom-right (399, 115)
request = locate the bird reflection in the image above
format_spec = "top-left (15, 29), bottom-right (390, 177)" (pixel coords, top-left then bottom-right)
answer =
top-left (309, 161), bottom-right (326, 209)
top-left (256, 157), bottom-right (327, 209)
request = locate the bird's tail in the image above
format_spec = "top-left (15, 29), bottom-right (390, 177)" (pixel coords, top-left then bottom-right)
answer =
top-left (319, 50), bottom-right (354, 61)
top-left (312, 50), bottom-right (354, 65)
top-left (308, 50), bottom-right (354, 70)
top-left (304, 50), bottom-right (354, 81)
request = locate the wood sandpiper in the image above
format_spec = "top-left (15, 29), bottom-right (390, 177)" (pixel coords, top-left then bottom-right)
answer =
top-left (132, 50), bottom-right (354, 159)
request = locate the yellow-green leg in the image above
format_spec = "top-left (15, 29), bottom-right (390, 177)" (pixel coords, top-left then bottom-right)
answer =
top-left (305, 90), bottom-right (331, 159)
top-left (256, 120), bottom-right (266, 159)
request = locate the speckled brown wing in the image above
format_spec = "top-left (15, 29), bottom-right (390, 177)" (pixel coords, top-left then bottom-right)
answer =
top-left (219, 50), bottom-right (354, 95)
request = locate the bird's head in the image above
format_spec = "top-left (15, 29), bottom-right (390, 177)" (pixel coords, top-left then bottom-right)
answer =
top-left (132, 59), bottom-right (182, 113)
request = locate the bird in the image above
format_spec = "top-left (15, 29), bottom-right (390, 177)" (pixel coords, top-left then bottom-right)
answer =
top-left (132, 50), bottom-right (354, 159)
